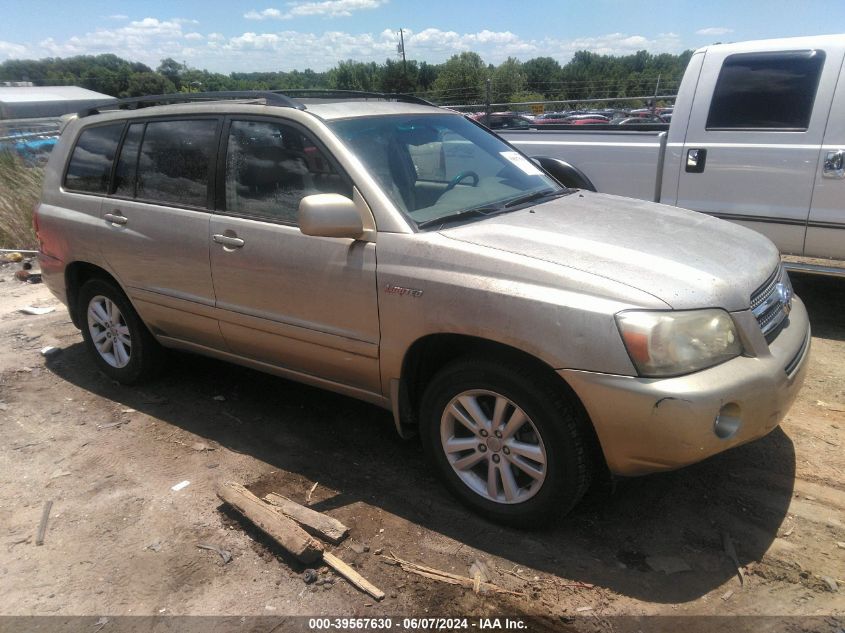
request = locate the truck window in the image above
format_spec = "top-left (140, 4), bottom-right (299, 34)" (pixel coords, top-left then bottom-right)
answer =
top-left (64, 123), bottom-right (124, 194)
top-left (706, 50), bottom-right (825, 130)
top-left (136, 119), bottom-right (217, 208)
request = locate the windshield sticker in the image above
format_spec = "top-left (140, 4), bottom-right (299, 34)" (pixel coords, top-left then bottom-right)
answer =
top-left (500, 151), bottom-right (543, 176)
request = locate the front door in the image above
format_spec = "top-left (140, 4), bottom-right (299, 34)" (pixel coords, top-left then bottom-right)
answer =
top-left (806, 58), bottom-right (845, 259)
top-left (209, 117), bottom-right (381, 393)
top-left (675, 45), bottom-right (842, 255)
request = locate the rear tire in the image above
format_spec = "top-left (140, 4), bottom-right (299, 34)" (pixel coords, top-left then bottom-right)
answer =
top-left (78, 278), bottom-right (165, 384)
top-left (420, 357), bottom-right (593, 526)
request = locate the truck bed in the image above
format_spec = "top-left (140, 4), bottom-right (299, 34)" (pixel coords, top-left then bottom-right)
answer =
top-left (500, 128), bottom-right (667, 202)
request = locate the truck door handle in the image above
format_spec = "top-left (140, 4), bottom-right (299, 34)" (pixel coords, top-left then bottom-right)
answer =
top-left (686, 148), bottom-right (707, 173)
top-left (104, 212), bottom-right (128, 225)
top-left (823, 150), bottom-right (845, 179)
top-left (212, 234), bottom-right (245, 249)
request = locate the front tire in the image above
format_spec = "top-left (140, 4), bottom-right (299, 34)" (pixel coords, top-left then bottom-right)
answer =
top-left (78, 278), bottom-right (165, 384)
top-left (420, 358), bottom-right (593, 526)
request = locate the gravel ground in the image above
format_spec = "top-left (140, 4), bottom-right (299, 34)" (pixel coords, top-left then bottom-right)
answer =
top-left (0, 262), bottom-right (843, 631)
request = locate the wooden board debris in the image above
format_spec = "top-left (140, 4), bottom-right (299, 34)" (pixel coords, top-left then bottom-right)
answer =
top-left (217, 482), bottom-right (323, 564)
top-left (384, 553), bottom-right (525, 597)
top-left (264, 492), bottom-right (349, 545)
top-left (323, 551), bottom-right (385, 601)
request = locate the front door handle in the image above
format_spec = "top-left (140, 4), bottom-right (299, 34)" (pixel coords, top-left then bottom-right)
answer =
top-left (823, 150), bottom-right (845, 179)
top-left (685, 148), bottom-right (707, 173)
top-left (104, 212), bottom-right (128, 225)
top-left (212, 234), bottom-right (245, 249)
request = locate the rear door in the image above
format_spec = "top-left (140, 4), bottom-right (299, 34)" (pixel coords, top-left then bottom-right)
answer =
top-left (208, 117), bottom-right (380, 393)
top-left (98, 117), bottom-right (226, 349)
top-left (806, 52), bottom-right (845, 259)
top-left (675, 45), bottom-right (842, 255)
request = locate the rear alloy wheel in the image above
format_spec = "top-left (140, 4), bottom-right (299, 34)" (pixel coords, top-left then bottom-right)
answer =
top-left (78, 278), bottom-right (165, 384)
top-left (421, 358), bottom-right (592, 526)
top-left (87, 295), bottom-right (132, 369)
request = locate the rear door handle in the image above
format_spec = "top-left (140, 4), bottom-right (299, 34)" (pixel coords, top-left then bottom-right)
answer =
top-left (685, 148), bottom-right (707, 173)
top-left (212, 234), bottom-right (245, 248)
top-left (104, 212), bottom-right (128, 225)
top-left (823, 150), bottom-right (845, 179)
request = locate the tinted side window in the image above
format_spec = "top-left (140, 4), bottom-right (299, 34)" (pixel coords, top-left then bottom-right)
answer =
top-left (113, 123), bottom-right (144, 197)
top-left (224, 120), bottom-right (351, 224)
top-left (706, 50), bottom-right (825, 130)
top-left (137, 120), bottom-right (217, 208)
top-left (64, 123), bottom-right (124, 193)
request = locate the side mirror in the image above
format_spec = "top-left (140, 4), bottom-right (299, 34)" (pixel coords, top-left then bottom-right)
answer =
top-left (298, 194), bottom-right (364, 239)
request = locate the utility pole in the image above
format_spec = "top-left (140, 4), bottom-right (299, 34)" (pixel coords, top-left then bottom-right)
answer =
top-left (485, 78), bottom-right (492, 125)
top-left (652, 73), bottom-right (661, 113)
top-left (398, 29), bottom-right (407, 75)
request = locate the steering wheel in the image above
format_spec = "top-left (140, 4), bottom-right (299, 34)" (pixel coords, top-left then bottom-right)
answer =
top-left (444, 170), bottom-right (480, 192)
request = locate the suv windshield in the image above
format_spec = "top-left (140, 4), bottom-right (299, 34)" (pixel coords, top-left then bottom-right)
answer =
top-left (328, 114), bottom-right (563, 227)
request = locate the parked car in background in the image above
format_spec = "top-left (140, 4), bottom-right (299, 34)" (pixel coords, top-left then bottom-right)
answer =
top-left (469, 112), bottom-right (533, 130)
top-left (532, 112), bottom-right (572, 125)
top-left (611, 115), bottom-right (667, 125)
top-left (36, 89), bottom-right (810, 525)
top-left (499, 34), bottom-right (845, 269)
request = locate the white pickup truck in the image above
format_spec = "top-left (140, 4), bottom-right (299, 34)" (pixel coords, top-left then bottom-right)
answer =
top-left (500, 34), bottom-right (845, 272)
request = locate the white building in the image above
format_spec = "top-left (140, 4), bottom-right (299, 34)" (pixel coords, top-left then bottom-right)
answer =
top-left (0, 85), bottom-right (113, 120)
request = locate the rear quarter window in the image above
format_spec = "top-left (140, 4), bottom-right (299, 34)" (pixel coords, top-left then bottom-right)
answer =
top-left (64, 123), bottom-right (124, 193)
top-left (706, 50), bottom-right (825, 130)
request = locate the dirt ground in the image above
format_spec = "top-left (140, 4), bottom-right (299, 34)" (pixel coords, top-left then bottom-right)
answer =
top-left (1, 261), bottom-right (843, 630)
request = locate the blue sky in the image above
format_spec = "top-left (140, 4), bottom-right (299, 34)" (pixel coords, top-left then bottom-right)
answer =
top-left (0, 0), bottom-right (842, 72)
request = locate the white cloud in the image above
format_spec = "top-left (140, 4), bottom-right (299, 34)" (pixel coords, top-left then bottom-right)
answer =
top-left (2, 23), bottom-right (689, 73)
top-left (244, 8), bottom-right (283, 20)
top-left (0, 40), bottom-right (27, 61)
top-left (245, 0), bottom-right (387, 20)
top-left (696, 27), bottom-right (733, 36)
top-left (107, 14), bottom-right (129, 20)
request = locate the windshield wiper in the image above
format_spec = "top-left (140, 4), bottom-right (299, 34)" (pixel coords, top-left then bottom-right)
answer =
top-left (416, 189), bottom-right (570, 230)
top-left (503, 188), bottom-right (569, 208)
top-left (416, 204), bottom-right (506, 229)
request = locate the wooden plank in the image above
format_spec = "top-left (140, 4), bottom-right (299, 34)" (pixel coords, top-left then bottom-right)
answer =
top-left (383, 554), bottom-right (525, 597)
top-left (35, 500), bottom-right (52, 546)
top-left (217, 482), bottom-right (323, 564)
top-left (264, 492), bottom-right (349, 545)
top-left (323, 551), bottom-right (385, 601)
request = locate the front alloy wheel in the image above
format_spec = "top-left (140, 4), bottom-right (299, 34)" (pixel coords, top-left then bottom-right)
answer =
top-left (421, 358), bottom-right (593, 526)
top-left (441, 390), bottom-right (547, 504)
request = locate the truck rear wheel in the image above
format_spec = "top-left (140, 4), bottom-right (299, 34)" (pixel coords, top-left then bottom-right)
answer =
top-left (420, 358), bottom-right (593, 526)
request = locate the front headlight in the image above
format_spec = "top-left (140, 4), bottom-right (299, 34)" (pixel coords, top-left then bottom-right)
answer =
top-left (615, 309), bottom-right (743, 377)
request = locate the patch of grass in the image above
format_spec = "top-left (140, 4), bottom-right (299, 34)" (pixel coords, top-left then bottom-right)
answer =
top-left (0, 149), bottom-right (43, 249)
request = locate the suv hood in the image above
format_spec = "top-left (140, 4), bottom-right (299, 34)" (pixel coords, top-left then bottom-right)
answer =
top-left (440, 192), bottom-right (780, 311)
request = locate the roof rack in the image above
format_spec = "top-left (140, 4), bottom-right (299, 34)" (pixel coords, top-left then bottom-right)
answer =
top-left (275, 89), bottom-right (436, 107)
top-left (78, 91), bottom-right (306, 118)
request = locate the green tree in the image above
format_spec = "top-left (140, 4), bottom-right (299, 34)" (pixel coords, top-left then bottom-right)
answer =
top-left (491, 57), bottom-right (526, 103)
top-left (156, 58), bottom-right (185, 90)
top-left (124, 72), bottom-right (176, 97)
top-left (522, 57), bottom-right (561, 96)
top-left (431, 52), bottom-right (487, 104)
top-left (380, 58), bottom-right (417, 93)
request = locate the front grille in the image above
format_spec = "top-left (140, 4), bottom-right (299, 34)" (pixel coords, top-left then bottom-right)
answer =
top-left (751, 264), bottom-right (793, 340)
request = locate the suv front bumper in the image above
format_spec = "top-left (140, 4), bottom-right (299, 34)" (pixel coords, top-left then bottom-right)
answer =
top-left (560, 297), bottom-right (811, 476)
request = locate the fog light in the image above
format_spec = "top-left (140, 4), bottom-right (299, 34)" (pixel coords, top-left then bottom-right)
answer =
top-left (714, 403), bottom-right (741, 440)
